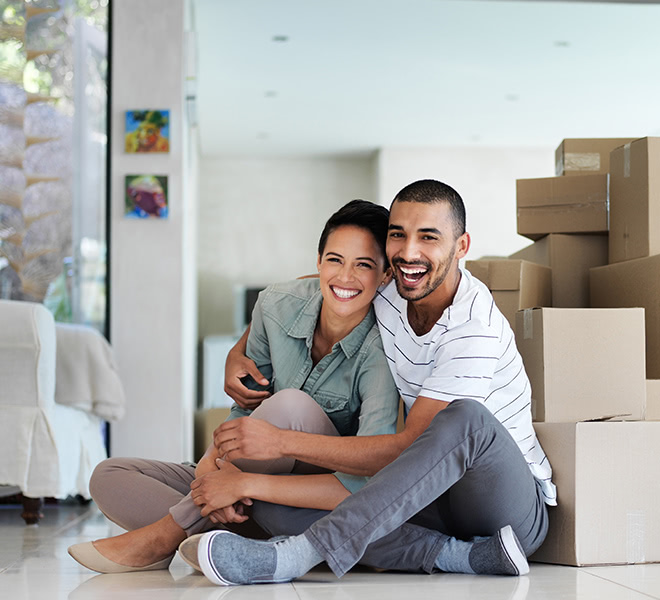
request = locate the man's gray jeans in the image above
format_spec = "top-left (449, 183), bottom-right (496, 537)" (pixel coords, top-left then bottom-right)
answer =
top-left (252, 399), bottom-right (549, 577)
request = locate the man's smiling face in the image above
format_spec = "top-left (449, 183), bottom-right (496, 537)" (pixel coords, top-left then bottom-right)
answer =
top-left (386, 200), bottom-right (467, 303)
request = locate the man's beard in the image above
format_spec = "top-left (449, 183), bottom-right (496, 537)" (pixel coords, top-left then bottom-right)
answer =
top-left (393, 249), bottom-right (455, 302)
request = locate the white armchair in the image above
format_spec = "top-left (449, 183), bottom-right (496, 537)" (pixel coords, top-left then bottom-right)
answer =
top-left (0, 299), bottom-right (126, 523)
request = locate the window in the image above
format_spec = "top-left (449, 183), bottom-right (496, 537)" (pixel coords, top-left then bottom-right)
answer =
top-left (0, 0), bottom-right (109, 332)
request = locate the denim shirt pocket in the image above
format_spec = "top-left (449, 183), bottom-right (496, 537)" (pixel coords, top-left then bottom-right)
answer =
top-left (313, 390), bottom-right (355, 436)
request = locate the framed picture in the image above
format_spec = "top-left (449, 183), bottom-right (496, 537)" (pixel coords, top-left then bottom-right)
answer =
top-left (124, 175), bottom-right (168, 219)
top-left (125, 110), bottom-right (170, 153)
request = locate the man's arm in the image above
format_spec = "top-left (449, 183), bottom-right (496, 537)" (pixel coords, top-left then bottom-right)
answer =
top-left (218, 332), bottom-right (403, 478)
top-left (215, 396), bottom-right (449, 477)
top-left (191, 459), bottom-right (351, 515)
top-left (224, 325), bottom-right (272, 410)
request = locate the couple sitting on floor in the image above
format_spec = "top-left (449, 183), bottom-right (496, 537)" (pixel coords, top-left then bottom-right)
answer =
top-left (69, 179), bottom-right (556, 585)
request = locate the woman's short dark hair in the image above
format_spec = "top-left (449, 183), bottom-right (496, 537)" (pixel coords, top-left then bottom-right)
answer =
top-left (318, 199), bottom-right (389, 270)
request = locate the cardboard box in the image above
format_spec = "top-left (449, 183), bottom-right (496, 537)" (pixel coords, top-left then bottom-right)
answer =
top-left (646, 380), bottom-right (660, 420)
top-left (466, 259), bottom-right (552, 328)
top-left (555, 138), bottom-right (635, 176)
top-left (608, 137), bottom-right (660, 264)
top-left (509, 234), bottom-right (607, 308)
top-left (516, 174), bottom-right (608, 240)
top-left (515, 308), bottom-right (646, 422)
top-left (590, 254), bottom-right (660, 379)
top-left (194, 407), bottom-right (232, 460)
top-left (531, 421), bottom-right (660, 566)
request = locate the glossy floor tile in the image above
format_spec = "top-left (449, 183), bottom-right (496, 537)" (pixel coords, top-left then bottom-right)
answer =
top-left (1, 502), bottom-right (659, 600)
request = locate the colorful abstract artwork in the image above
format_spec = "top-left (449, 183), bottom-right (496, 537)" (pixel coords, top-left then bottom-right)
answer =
top-left (125, 110), bottom-right (170, 153)
top-left (124, 175), bottom-right (168, 219)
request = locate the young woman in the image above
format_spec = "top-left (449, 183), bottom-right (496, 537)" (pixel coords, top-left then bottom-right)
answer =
top-left (68, 199), bottom-right (400, 574)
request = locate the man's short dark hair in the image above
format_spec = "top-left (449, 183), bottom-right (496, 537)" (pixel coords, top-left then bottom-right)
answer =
top-left (391, 179), bottom-right (466, 238)
top-left (318, 199), bottom-right (389, 269)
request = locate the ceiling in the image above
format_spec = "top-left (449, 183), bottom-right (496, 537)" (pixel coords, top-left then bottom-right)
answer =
top-left (192, 0), bottom-right (660, 157)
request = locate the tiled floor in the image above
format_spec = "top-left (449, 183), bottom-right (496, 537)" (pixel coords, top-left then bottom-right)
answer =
top-left (1, 501), bottom-right (659, 600)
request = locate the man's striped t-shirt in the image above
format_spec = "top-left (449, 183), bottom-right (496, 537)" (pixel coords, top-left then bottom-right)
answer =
top-left (373, 268), bottom-right (557, 506)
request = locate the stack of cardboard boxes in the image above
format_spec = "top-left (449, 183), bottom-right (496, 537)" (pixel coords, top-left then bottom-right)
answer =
top-left (511, 138), bottom-right (636, 308)
top-left (466, 139), bottom-right (635, 327)
top-left (589, 137), bottom-right (660, 410)
top-left (470, 138), bottom-right (660, 566)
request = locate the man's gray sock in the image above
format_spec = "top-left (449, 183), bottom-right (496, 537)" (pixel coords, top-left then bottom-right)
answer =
top-left (434, 526), bottom-right (529, 576)
top-left (272, 534), bottom-right (324, 581)
top-left (434, 536), bottom-right (473, 574)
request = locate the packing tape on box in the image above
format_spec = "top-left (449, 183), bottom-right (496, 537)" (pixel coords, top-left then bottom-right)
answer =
top-left (564, 152), bottom-right (601, 172)
top-left (523, 308), bottom-right (534, 339)
top-left (627, 510), bottom-right (646, 563)
top-left (623, 143), bottom-right (631, 178)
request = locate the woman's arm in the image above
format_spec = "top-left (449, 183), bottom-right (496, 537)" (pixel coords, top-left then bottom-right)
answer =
top-left (190, 459), bottom-right (350, 516)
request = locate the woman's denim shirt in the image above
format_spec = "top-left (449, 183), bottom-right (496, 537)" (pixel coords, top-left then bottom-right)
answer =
top-left (228, 278), bottom-right (399, 493)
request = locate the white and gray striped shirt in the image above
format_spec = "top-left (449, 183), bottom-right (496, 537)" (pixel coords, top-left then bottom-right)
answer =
top-left (373, 269), bottom-right (557, 506)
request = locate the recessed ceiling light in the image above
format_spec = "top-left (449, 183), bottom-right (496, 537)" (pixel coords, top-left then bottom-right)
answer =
top-left (272, 35), bottom-right (289, 42)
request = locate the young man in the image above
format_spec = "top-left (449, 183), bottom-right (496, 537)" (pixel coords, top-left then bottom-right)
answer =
top-left (196, 179), bottom-right (556, 585)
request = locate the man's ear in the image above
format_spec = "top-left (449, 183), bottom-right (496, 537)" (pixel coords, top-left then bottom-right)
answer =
top-left (455, 233), bottom-right (471, 260)
top-left (381, 266), bottom-right (393, 286)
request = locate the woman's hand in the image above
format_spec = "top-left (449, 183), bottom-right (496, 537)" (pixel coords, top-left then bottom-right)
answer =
top-left (206, 501), bottom-right (252, 524)
top-left (214, 417), bottom-right (285, 462)
top-left (190, 459), bottom-right (253, 519)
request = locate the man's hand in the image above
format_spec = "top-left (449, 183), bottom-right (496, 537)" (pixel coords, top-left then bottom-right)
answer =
top-left (190, 459), bottom-right (253, 521)
top-left (224, 353), bottom-right (270, 410)
top-left (214, 417), bottom-right (284, 462)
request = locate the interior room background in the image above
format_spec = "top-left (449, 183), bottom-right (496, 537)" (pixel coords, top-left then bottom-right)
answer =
top-left (2, 0), bottom-right (658, 466)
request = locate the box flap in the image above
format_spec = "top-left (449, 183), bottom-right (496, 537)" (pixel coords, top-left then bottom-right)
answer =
top-left (487, 260), bottom-right (525, 290)
top-left (590, 255), bottom-right (660, 379)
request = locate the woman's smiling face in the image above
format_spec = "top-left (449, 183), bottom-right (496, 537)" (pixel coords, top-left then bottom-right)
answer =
top-left (317, 225), bottom-right (387, 324)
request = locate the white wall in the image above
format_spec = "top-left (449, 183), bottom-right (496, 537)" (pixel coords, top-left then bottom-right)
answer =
top-left (110, 0), bottom-right (197, 462)
top-left (377, 146), bottom-right (556, 260)
top-left (197, 155), bottom-right (376, 338)
top-left (196, 147), bottom-right (557, 339)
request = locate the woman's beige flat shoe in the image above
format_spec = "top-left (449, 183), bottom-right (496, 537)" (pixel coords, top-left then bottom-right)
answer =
top-left (178, 534), bottom-right (204, 572)
top-left (67, 541), bottom-right (173, 574)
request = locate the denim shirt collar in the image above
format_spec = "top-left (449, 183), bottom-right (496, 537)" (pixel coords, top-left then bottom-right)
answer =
top-left (287, 288), bottom-right (376, 359)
